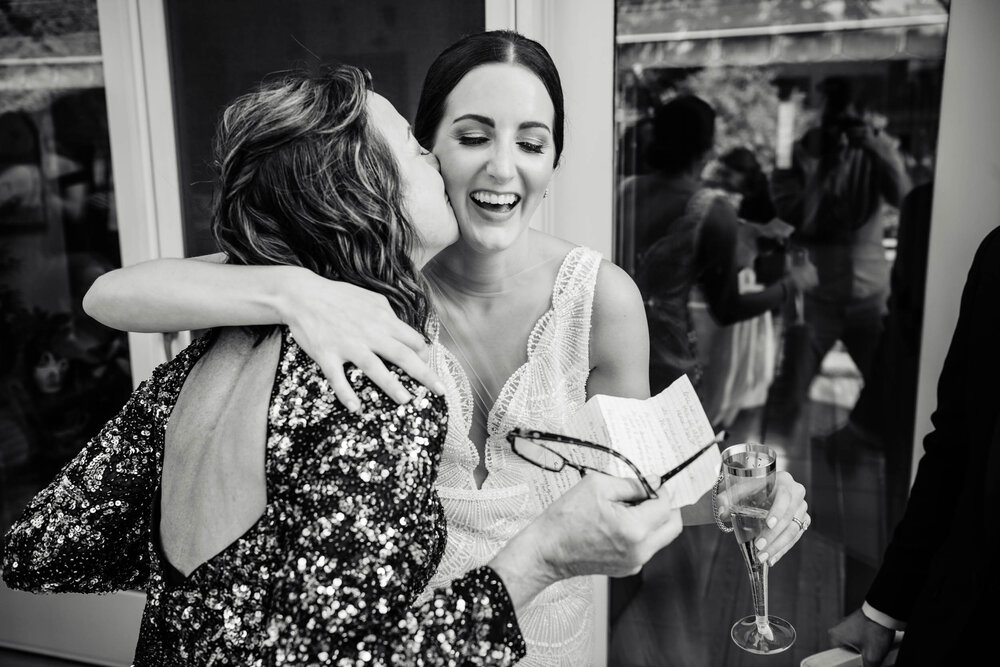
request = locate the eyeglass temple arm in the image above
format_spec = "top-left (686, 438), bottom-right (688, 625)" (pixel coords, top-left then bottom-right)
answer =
top-left (656, 432), bottom-right (728, 485)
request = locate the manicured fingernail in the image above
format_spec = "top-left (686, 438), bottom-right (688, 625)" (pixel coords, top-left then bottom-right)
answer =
top-left (432, 381), bottom-right (446, 395)
top-left (755, 538), bottom-right (767, 551)
top-left (766, 516), bottom-right (777, 529)
top-left (770, 556), bottom-right (779, 567)
top-left (758, 551), bottom-right (769, 563)
top-left (346, 400), bottom-right (360, 412)
top-left (396, 391), bottom-right (412, 403)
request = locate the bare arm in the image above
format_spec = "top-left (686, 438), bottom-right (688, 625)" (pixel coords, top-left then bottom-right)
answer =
top-left (587, 259), bottom-right (651, 401)
top-left (83, 255), bottom-right (443, 409)
top-left (84, 253), bottom-right (275, 333)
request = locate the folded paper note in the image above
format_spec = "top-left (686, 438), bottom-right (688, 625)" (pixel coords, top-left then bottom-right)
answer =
top-left (563, 375), bottom-right (722, 506)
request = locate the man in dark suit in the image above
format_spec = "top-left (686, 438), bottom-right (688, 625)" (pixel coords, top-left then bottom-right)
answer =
top-left (828, 224), bottom-right (1000, 666)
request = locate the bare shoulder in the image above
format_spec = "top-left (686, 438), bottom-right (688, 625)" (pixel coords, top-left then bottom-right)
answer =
top-left (527, 228), bottom-right (576, 260)
top-left (588, 258), bottom-right (649, 398)
top-left (593, 258), bottom-right (644, 321)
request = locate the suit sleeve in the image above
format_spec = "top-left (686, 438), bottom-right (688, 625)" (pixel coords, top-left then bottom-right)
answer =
top-left (865, 226), bottom-right (1000, 620)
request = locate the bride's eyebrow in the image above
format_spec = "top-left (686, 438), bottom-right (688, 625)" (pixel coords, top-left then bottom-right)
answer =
top-left (452, 113), bottom-right (551, 133)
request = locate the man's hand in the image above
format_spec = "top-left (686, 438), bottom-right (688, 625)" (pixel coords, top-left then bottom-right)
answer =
top-left (828, 608), bottom-right (896, 667)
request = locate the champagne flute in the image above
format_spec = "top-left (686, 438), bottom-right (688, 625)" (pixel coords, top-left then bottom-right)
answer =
top-left (721, 442), bottom-right (796, 654)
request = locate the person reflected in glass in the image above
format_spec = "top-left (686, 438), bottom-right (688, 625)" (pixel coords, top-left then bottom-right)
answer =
top-left (710, 146), bottom-right (776, 225)
top-left (621, 95), bottom-right (818, 419)
top-left (81, 32), bottom-right (810, 665)
top-left (818, 182), bottom-right (933, 531)
top-left (765, 77), bottom-right (911, 442)
top-left (3, 65), bottom-right (691, 665)
top-left (709, 147), bottom-right (793, 288)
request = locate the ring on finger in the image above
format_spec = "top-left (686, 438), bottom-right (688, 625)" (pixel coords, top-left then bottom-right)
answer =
top-left (792, 516), bottom-right (806, 531)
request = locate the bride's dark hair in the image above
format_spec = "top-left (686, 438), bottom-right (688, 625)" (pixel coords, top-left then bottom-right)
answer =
top-left (414, 30), bottom-right (565, 168)
top-left (211, 64), bottom-right (429, 333)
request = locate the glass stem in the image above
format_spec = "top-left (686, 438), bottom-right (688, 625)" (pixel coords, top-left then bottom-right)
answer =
top-left (740, 544), bottom-right (775, 641)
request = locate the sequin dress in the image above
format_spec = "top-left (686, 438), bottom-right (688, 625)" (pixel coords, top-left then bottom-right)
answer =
top-left (420, 246), bottom-right (603, 666)
top-left (2, 327), bottom-right (526, 666)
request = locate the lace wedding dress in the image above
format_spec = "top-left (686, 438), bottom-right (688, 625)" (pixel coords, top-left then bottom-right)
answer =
top-left (417, 246), bottom-right (604, 666)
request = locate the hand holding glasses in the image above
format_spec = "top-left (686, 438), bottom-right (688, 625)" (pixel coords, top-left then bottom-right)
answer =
top-left (506, 427), bottom-right (726, 501)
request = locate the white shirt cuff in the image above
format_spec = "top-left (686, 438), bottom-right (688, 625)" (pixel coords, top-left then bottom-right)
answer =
top-left (862, 601), bottom-right (907, 631)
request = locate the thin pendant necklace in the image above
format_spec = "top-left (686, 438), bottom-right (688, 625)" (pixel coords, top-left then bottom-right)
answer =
top-left (425, 252), bottom-right (564, 443)
top-left (429, 281), bottom-right (503, 440)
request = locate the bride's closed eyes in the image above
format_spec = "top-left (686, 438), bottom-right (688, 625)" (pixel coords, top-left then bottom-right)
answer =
top-left (451, 129), bottom-right (551, 156)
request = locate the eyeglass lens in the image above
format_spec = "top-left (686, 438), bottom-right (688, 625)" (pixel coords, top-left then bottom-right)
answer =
top-left (512, 436), bottom-right (633, 478)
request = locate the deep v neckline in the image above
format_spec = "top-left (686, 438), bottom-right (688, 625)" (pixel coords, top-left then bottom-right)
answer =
top-left (431, 247), bottom-right (582, 450)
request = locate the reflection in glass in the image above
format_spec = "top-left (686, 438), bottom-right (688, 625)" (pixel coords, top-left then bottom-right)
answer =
top-left (0, 0), bottom-right (132, 545)
top-left (611, 1), bottom-right (947, 664)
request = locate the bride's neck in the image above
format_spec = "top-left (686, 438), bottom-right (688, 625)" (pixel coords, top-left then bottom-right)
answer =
top-left (430, 233), bottom-right (542, 296)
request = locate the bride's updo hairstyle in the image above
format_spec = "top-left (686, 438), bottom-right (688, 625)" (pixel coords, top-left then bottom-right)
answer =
top-left (210, 64), bottom-right (429, 332)
top-left (414, 30), bottom-right (566, 168)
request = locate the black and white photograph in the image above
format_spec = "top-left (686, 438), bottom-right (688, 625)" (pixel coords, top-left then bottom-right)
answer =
top-left (0, 1), bottom-right (993, 666)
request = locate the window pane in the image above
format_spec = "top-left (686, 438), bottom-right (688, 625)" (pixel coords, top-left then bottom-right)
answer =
top-left (612, 1), bottom-right (947, 664)
top-left (163, 0), bottom-right (486, 257)
top-left (0, 0), bottom-right (132, 541)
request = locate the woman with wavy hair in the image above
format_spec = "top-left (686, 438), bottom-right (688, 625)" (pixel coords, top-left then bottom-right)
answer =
top-left (2, 64), bottom-right (684, 665)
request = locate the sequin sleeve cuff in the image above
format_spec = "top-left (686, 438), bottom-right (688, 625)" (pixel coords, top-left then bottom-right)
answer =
top-left (453, 565), bottom-right (527, 662)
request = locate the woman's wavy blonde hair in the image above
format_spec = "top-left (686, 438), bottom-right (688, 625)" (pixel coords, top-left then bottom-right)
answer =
top-left (211, 64), bottom-right (429, 334)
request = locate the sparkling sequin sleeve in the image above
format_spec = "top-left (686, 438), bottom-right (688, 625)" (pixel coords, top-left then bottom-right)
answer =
top-left (268, 356), bottom-right (526, 665)
top-left (2, 371), bottom-right (164, 593)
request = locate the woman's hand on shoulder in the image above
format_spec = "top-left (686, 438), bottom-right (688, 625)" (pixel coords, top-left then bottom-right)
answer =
top-left (282, 271), bottom-right (445, 411)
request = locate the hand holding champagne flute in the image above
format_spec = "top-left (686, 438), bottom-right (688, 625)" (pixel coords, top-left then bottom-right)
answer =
top-left (721, 442), bottom-right (797, 654)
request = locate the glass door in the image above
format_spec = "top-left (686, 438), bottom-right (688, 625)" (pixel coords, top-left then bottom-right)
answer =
top-left (609, 1), bottom-right (948, 665)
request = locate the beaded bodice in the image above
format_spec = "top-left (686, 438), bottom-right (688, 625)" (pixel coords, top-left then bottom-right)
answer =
top-left (421, 246), bottom-right (604, 666)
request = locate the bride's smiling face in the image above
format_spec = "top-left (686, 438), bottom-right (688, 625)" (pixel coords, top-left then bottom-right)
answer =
top-left (367, 92), bottom-right (459, 267)
top-left (430, 63), bottom-right (557, 254)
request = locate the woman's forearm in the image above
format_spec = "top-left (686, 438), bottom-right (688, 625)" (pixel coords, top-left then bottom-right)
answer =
top-left (488, 530), bottom-right (558, 612)
top-left (83, 256), bottom-right (297, 333)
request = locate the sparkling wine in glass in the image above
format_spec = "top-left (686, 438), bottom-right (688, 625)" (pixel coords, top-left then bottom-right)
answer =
top-left (722, 442), bottom-right (796, 654)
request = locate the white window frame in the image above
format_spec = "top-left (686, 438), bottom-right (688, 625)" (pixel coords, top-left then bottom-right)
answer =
top-left (0, 2), bottom-right (178, 664)
top-left (509, 2), bottom-right (614, 664)
top-left (99, 0), bottom-right (189, 385)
